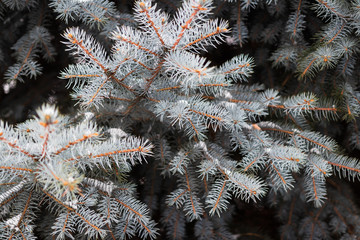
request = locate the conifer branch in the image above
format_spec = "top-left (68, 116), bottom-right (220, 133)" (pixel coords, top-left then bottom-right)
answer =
top-left (54, 133), bottom-right (99, 156)
top-left (0, 134), bottom-right (37, 161)
top-left (171, 2), bottom-right (206, 49)
top-left (115, 35), bottom-right (159, 56)
top-left (3, 0), bottom-right (360, 238)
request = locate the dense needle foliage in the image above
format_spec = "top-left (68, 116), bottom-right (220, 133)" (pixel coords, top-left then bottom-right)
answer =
top-left (1, 0), bottom-right (360, 239)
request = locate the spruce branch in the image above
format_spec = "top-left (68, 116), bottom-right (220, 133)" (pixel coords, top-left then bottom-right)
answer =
top-left (0, 105), bottom-right (156, 239)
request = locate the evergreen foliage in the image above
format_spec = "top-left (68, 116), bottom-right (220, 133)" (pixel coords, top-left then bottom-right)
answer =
top-left (0, 105), bottom-right (157, 239)
top-left (1, 0), bottom-right (360, 239)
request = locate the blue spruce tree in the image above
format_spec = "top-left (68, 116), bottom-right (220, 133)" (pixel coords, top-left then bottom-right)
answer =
top-left (1, 0), bottom-right (360, 239)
